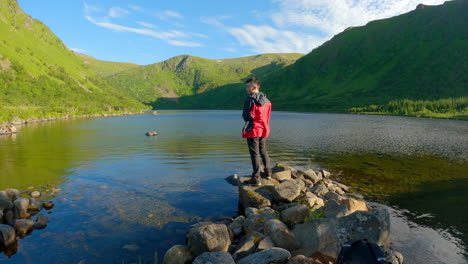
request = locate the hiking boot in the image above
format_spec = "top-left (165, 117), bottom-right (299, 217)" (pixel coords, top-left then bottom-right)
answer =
top-left (244, 176), bottom-right (262, 186)
top-left (261, 168), bottom-right (272, 180)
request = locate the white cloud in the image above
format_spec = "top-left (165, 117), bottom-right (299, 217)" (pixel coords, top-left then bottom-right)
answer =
top-left (85, 16), bottom-right (203, 47)
top-left (108, 7), bottom-right (130, 18)
top-left (227, 25), bottom-right (324, 54)
top-left (137, 21), bottom-right (157, 29)
top-left (128, 5), bottom-right (144, 12)
top-left (272, 0), bottom-right (449, 37)
top-left (83, 2), bottom-right (102, 14)
top-left (70, 48), bottom-right (86, 53)
top-left (155, 10), bottom-right (183, 20)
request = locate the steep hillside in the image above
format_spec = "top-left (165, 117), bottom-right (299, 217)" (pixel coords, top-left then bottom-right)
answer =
top-left (0, 0), bottom-right (147, 123)
top-left (262, 0), bottom-right (468, 118)
top-left (107, 53), bottom-right (302, 105)
top-left (75, 52), bottom-right (140, 77)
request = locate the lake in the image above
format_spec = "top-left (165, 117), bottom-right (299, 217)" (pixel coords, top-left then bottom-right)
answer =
top-left (0, 110), bottom-right (467, 264)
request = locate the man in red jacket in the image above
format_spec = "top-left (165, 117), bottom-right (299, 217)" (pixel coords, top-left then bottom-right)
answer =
top-left (242, 77), bottom-right (272, 186)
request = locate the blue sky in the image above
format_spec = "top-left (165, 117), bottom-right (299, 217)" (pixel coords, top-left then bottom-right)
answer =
top-left (18, 0), bottom-right (448, 65)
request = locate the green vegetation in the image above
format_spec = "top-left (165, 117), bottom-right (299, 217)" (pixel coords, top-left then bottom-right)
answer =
top-left (107, 53), bottom-right (302, 106)
top-left (0, 0), bottom-right (148, 124)
top-left (261, 0), bottom-right (468, 117)
top-left (350, 97), bottom-right (468, 119)
top-left (74, 52), bottom-right (140, 77)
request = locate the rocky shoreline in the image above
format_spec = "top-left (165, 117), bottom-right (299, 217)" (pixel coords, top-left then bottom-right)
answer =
top-left (162, 164), bottom-right (404, 264)
top-left (0, 186), bottom-right (58, 257)
top-left (0, 111), bottom-right (145, 135)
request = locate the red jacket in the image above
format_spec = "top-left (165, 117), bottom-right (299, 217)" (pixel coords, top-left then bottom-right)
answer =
top-left (242, 92), bottom-right (272, 138)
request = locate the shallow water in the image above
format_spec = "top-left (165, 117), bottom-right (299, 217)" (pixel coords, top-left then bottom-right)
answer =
top-left (0, 110), bottom-right (466, 263)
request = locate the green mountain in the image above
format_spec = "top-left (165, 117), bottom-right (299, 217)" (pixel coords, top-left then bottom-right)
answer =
top-left (107, 53), bottom-right (303, 107)
top-left (0, 0), bottom-right (147, 123)
top-left (262, 0), bottom-right (468, 118)
top-left (149, 0), bottom-right (467, 119)
top-left (74, 52), bottom-right (140, 77)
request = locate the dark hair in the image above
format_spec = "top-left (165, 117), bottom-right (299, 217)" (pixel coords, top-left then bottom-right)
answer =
top-left (245, 77), bottom-right (260, 88)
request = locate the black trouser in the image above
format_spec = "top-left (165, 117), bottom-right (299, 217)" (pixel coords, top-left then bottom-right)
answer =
top-left (247, 137), bottom-right (271, 178)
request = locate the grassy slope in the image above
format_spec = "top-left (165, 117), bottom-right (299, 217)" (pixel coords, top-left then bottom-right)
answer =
top-left (261, 0), bottom-right (468, 118)
top-left (74, 52), bottom-right (140, 77)
top-left (107, 53), bottom-right (303, 105)
top-left (0, 0), bottom-right (147, 123)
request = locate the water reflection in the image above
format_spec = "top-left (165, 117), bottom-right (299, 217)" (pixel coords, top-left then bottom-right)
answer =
top-left (0, 111), bottom-right (466, 263)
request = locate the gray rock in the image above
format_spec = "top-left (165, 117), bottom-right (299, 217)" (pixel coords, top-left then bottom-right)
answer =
top-left (303, 179), bottom-right (314, 187)
top-left (238, 177), bottom-right (277, 210)
top-left (323, 192), bottom-right (342, 202)
top-left (303, 196), bottom-right (325, 210)
top-left (225, 174), bottom-right (239, 186)
top-left (28, 198), bottom-right (44, 212)
top-left (30, 191), bottom-right (41, 198)
top-left (228, 215), bottom-right (245, 238)
top-left (302, 169), bottom-right (321, 184)
top-left (281, 204), bottom-right (310, 226)
top-left (309, 184), bottom-right (329, 197)
top-left (273, 179), bottom-right (305, 203)
top-left (341, 198), bottom-right (368, 213)
top-left (4, 188), bottom-right (21, 200)
top-left (14, 198), bottom-right (30, 219)
top-left (187, 223), bottom-right (231, 257)
top-left (193, 251), bottom-right (235, 264)
top-left (244, 207), bottom-right (279, 234)
top-left (0, 224), bottom-right (16, 247)
top-left (15, 219), bottom-right (34, 237)
top-left (0, 194), bottom-right (13, 211)
top-left (264, 219), bottom-right (300, 251)
top-left (34, 214), bottom-right (48, 229)
top-left (333, 182), bottom-right (349, 192)
top-left (233, 232), bottom-right (264, 259)
top-left (324, 200), bottom-right (350, 218)
top-left (292, 207), bottom-right (390, 259)
top-left (257, 236), bottom-right (275, 250)
top-left (3, 210), bottom-right (14, 225)
top-left (162, 245), bottom-right (194, 264)
top-left (0, 211), bottom-right (3, 224)
top-left (272, 170), bottom-right (292, 181)
top-left (321, 170), bottom-right (331, 178)
top-left (237, 247), bottom-right (291, 264)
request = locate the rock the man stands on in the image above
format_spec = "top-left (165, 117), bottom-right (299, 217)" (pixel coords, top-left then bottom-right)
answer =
top-left (242, 77), bottom-right (272, 186)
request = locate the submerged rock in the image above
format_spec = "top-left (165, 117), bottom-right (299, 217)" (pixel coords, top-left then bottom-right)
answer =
top-left (187, 222), bottom-right (231, 256)
top-left (34, 214), bottom-right (49, 229)
top-left (145, 131), bottom-right (158, 136)
top-left (193, 251), bottom-right (235, 264)
top-left (162, 245), bottom-right (194, 264)
top-left (15, 219), bottom-right (34, 237)
top-left (0, 224), bottom-right (16, 248)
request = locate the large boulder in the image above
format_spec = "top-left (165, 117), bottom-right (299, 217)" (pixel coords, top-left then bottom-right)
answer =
top-left (292, 207), bottom-right (390, 259)
top-left (244, 207), bottom-right (279, 234)
top-left (264, 219), bottom-right (301, 251)
top-left (228, 215), bottom-right (245, 238)
top-left (0, 195), bottom-right (13, 211)
top-left (237, 247), bottom-right (291, 264)
top-left (273, 179), bottom-right (305, 203)
top-left (0, 224), bottom-right (16, 248)
top-left (323, 200), bottom-right (351, 218)
top-left (193, 251), bottom-right (235, 264)
top-left (281, 204), bottom-right (310, 226)
top-left (341, 198), bottom-right (368, 213)
top-left (309, 184), bottom-right (329, 197)
top-left (238, 177), bottom-right (278, 210)
top-left (14, 198), bottom-right (30, 219)
top-left (232, 232), bottom-right (264, 259)
top-left (14, 219), bottom-right (34, 237)
top-left (187, 223), bottom-right (231, 257)
top-left (162, 245), bottom-right (194, 264)
top-left (4, 189), bottom-right (21, 200)
top-left (272, 170), bottom-right (292, 181)
top-left (302, 169), bottom-right (322, 184)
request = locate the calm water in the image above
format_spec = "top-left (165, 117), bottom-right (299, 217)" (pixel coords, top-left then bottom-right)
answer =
top-left (0, 110), bottom-right (467, 264)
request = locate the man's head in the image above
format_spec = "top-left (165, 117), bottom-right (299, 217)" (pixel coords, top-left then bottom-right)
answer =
top-left (245, 77), bottom-right (260, 95)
